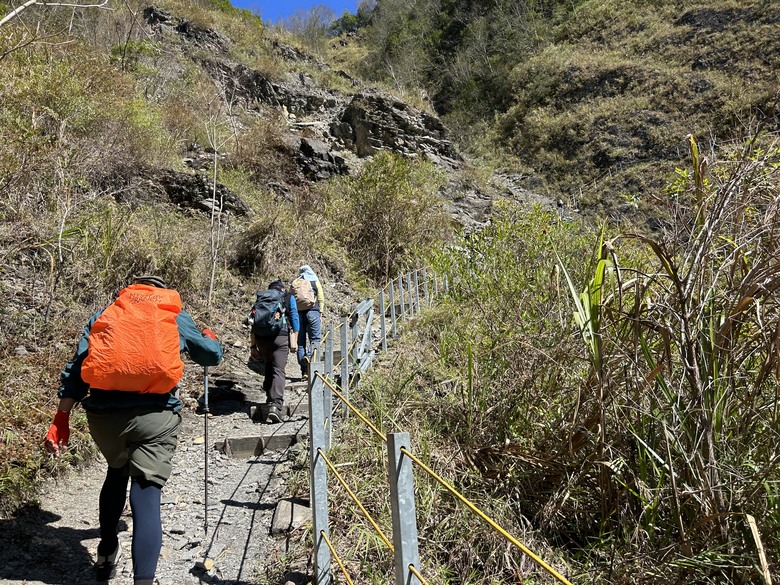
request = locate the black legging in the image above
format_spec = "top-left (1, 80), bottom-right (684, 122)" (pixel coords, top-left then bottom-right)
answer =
top-left (98, 466), bottom-right (162, 581)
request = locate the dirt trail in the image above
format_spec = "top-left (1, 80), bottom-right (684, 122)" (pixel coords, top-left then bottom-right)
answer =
top-left (0, 352), bottom-right (311, 585)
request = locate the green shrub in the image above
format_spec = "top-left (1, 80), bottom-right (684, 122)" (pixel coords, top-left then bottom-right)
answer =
top-left (109, 39), bottom-right (163, 73)
top-left (317, 205), bottom-right (595, 582)
top-left (321, 134), bottom-right (779, 583)
top-left (431, 201), bottom-right (596, 445)
top-left (324, 152), bottom-right (451, 282)
top-left (229, 189), bottom-right (297, 278)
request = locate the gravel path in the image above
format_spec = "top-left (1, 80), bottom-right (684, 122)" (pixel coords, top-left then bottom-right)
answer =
top-left (0, 352), bottom-right (312, 585)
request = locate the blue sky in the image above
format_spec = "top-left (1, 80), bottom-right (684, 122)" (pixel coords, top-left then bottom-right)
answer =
top-left (232, 1), bottom-right (359, 25)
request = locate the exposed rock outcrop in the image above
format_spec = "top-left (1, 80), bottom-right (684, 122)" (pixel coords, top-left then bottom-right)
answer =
top-left (198, 59), bottom-right (344, 118)
top-left (330, 91), bottom-right (462, 167)
top-left (194, 61), bottom-right (461, 179)
top-left (141, 5), bottom-right (478, 223)
top-left (296, 137), bottom-right (349, 180)
top-left (144, 6), bottom-right (229, 53)
top-left (106, 166), bottom-right (250, 216)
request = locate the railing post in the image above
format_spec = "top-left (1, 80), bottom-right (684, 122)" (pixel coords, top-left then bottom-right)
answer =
top-left (406, 272), bottom-right (414, 317)
top-left (422, 268), bottom-right (429, 307)
top-left (389, 280), bottom-right (398, 338)
top-left (324, 324), bottom-right (334, 448)
top-left (350, 306), bottom-right (360, 365)
top-left (309, 362), bottom-right (330, 584)
top-left (413, 270), bottom-right (421, 314)
top-left (398, 275), bottom-right (406, 321)
top-left (359, 303), bottom-right (374, 364)
top-left (324, 324), bottom-right (334, 379)
top-left (387, 433), bottom-right (421, 585)
top-left (434, 272), bottom-right (439, 297)
top-left (379, 289), bottom-right (387, 352)
top-left (340, 317), bottom-right (349, 406)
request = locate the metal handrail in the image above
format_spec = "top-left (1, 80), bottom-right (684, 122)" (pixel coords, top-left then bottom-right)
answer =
top-left (408, 564), bottom-right (432, 585)
top-left (320, 531), bottom-right (355, 585)
top-left (316, 372), bottom-right (387, 443)
top-left (319, 448), bottom-right (394, 552)
top-left (400, 447), bottom-right (573, 585)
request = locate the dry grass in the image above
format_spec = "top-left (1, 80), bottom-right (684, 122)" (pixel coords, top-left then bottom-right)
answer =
top-left (469, 0), bottom-right (780, 224)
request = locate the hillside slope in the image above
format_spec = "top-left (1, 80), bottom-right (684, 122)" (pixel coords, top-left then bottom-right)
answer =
top-left (347, 0), bottom-right (780, 228)
top-left (3, 1), bottom-right (778, 584)
top-left (0, 0), bottom-right (479, 519)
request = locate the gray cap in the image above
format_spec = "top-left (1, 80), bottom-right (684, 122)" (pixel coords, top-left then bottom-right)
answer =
top-left (133, 275), bottom-right (167, 288)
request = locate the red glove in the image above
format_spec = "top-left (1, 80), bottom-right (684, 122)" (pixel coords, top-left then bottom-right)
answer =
top-left (202, 328), bottom-right (217, 340)
top-left (44, 410), bottom-right (70, 455)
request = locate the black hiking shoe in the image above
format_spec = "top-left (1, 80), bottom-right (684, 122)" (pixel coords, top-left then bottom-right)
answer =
top-left (266, 405), bottom-right (282, 424)
top-left (95, 542), bottom-right (122, 581)
top-left (300, 356), bottom-right (310, 380)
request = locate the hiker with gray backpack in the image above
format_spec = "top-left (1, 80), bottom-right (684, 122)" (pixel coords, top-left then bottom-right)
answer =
top-left (248, 279), bottom-right (299, 423)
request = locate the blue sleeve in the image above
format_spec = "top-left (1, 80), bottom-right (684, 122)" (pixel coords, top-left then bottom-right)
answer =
top-left (58, 311), bottom-right (102, 401)
top-left (289, 295), bottom-right (300, 332)
top-left (177, 310), bottom-right (223, 366)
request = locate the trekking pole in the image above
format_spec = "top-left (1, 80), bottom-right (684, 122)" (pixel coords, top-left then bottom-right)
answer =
top-left (203, 365), bottom-right (210, 534)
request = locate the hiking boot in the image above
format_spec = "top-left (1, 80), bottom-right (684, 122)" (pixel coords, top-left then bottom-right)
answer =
top-left (266, 405), bottom-right (282, 424)
top-left (95, 542), bottom-right (122, 581)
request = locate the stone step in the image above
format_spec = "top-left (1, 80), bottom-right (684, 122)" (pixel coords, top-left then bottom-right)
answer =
top-left (219, 417), bottom-right (309, 458)
top-left (286, 393), bottom-right (309, 416)
top-left (287, 380), bottom-right (310, 392)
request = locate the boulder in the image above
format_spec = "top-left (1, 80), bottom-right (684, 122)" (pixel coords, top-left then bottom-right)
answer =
top-left (144, 6), bottom-right (229, 53)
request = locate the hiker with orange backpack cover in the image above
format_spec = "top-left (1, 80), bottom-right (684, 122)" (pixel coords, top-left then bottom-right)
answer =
top-left (44, 275), bottom-right (223, 585)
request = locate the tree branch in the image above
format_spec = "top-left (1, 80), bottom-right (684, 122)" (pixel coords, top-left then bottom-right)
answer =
top-left (0, 0), bottom-right (38, 28)
top-left (0, 0), bottom-right (109, 29)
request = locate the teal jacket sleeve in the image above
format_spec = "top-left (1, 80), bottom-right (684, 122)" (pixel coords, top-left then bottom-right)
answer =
top-left (177, 310), bottom-right (223, 366)
top-left (58, 311), bottom-right (102, 401)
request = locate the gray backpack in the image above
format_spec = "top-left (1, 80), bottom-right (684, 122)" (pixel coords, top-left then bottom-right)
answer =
top-left (249, 289), bottom-right (286, 336)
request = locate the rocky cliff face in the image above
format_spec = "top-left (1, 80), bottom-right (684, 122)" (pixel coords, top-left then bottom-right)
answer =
top-left (134, 5), bottom-right (506, 228)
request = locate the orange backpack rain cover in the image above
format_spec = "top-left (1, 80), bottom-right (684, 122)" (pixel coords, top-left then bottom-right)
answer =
top-left (81, 284), bottom-right (185, 394)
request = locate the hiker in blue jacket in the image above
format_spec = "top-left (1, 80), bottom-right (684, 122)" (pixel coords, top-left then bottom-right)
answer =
top-left (44, 275), bottom-right (223, 585)
top-left (294, 264), bottom-right (324, 379)
top-left (249, 279), bottom-right (299, 423)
